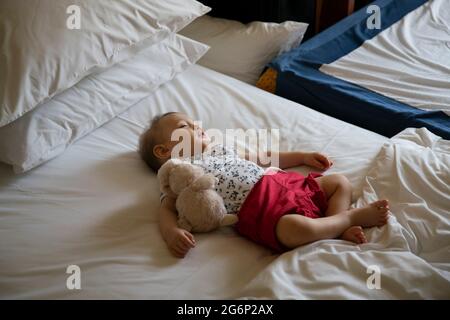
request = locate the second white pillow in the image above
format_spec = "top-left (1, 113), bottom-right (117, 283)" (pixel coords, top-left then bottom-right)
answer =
top-left (179, 15), bottom-right (308, 84)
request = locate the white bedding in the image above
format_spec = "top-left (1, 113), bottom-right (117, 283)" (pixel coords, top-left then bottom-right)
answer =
top-left (239, 128), bottom-right (450, 299)
top-left (320, 0), bottom-right (450, 116)
top-left (0, 65), bottom-right (448, 299)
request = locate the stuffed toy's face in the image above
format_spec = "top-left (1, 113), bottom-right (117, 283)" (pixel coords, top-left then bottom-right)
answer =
top-left (169, 164), bottom-right (205, 195)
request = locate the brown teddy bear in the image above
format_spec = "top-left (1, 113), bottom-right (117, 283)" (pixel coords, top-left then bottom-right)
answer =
top-left (157, 159), bottom-right (238, 233)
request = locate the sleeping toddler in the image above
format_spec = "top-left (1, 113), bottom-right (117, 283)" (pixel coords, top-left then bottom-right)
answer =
top-left (139, 112), bottom-right (389, 258)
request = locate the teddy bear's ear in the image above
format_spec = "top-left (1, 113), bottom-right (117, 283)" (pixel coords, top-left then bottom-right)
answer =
top-left (191, 173), bottom-right (216, 191)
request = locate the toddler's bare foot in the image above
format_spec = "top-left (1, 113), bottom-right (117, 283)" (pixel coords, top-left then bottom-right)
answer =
top-left (349, 200), bottom-right (390, 228)
top-left (341, 226), bottom-right (367, 244)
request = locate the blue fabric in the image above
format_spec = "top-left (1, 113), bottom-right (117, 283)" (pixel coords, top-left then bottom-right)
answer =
top-left (269, 0), bottom-right (450, 139)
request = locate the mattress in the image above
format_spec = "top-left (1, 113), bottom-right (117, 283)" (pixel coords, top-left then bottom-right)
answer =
top-left (0, 65), bottom-right (449, 299)
top-left (267, 0), bottom-right (450, 139)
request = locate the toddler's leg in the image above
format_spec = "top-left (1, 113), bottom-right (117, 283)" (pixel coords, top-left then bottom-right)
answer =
top-left (316, 174), bottom-right (388, 244)
top-left (315, 174), bottom-right (352, 216)
top-left (275, 200), bottom-right (389, 249)
top-left (276, 213), bottom-right (353, 248)
top-left (316, 174), bottom-right (365, 243)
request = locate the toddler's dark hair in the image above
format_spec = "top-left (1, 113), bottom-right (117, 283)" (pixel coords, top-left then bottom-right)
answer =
top-left (139, 112), bottom-right (177, 172)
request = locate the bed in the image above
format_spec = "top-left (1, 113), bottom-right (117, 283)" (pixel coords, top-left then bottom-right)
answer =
top-left (1, 64), bottom-right (449, 299)
top-left (0, 0), bottom-right (449, 299)
top-left (262, 0), bottom-right (450, 139)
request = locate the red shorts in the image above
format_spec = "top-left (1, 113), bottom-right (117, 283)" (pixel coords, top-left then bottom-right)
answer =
top-left (236, 171), bottom-right (328, 253)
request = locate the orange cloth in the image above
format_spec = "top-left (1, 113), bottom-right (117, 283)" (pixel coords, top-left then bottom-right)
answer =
top-left (256, 68), bottom-right (277, 93)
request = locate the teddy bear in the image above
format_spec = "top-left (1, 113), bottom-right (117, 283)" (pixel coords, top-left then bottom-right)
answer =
top-left (157, 158), bottom-right (238, 233)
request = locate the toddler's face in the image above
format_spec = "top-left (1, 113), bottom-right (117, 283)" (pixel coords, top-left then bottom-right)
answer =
top-left (157, 113), bottom-right (209, 158)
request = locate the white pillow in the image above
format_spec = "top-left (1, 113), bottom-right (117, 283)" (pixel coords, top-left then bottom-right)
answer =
top-left (179, 15), bottom-right (308, 84)
top-left (0, 0), bottom-right (210, 127)
top-left (0, 34), bottom-right (209, 173)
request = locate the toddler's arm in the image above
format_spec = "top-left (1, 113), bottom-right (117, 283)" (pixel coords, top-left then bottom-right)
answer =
top-left (277, 151), bottom-right (332, 169)
top-left (159, 197), bottom-right (196, 258)
top-left (245, 150), bottom-right (333, 170)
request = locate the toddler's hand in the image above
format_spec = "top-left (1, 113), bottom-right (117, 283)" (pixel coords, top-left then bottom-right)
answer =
top-left (165, 227), bottom-right (196, 258)
top-left (304, 152), bottom-right (333, 170)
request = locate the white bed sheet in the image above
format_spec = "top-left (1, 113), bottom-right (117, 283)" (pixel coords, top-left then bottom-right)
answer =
top-left (0, 64), bottom-right (447, 299)
top-left (239, 128), bottom-right (450, 299)
top-left (320, 0), bottom-right (450, 116)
